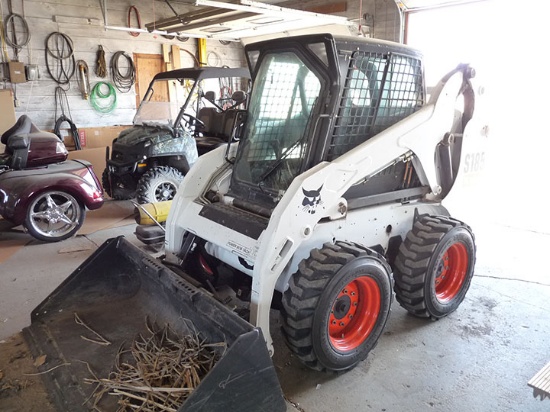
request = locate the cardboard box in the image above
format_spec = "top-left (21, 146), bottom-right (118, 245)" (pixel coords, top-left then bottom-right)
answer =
top-left (78, 125), bottom-right (131, 149)
top-left (0, 89), bottom-right (16, 152)
top-left (62, 125), bottom-right (131, 150)
top-left (65, 126), bottom-right (130, 192)
top-left (61, 125), bottom-right (130, 149)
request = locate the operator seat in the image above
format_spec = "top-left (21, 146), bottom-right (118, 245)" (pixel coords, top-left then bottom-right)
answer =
top-left (195, 91), bottom-right (248, 156)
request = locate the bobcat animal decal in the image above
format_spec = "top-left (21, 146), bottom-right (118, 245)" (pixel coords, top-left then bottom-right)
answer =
top-left (301, 185), bottom-right (323, 214)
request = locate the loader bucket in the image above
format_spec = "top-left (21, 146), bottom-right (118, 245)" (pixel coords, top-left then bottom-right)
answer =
top-left (22, 236), bottom-right (285, 412)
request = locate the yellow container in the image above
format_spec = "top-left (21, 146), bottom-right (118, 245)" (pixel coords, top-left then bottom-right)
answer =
top-left (135, 200), bottom-right (172, 225)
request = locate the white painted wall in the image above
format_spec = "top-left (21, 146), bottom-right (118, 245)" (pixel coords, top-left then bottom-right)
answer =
top-left (0, 0), bottom-right (246, 130)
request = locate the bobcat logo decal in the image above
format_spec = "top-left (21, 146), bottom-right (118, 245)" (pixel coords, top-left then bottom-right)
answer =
top-left (301, 185), bottom-right (323, 214)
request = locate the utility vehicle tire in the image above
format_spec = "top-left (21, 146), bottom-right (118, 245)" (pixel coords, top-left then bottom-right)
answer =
top-left (101, 169), bottom-right (135, 200)
top-left (393, 215), bottom-right (476, 320)
top-left (281, 242), bottom-right (393, 372)
top-left (136, 166), bottom-right (184, 204)
top-left (24, 190), bottom-right (84, 242)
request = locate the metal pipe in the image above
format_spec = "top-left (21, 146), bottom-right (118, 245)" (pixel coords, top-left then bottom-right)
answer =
top-left (195, 0), bottom-right (349, 24)
top-left (103, 25), bottom-right (237, 41)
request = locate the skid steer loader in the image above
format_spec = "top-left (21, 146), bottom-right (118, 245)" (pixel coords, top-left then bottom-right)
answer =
top-left (22, 33), bottom-right (487, 410)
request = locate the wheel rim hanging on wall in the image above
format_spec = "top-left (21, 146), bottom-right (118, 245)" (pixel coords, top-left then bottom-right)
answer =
top-left (4, 13), bottom-right (30, 55)
top-left (45, 32), bottom-right (76, 85)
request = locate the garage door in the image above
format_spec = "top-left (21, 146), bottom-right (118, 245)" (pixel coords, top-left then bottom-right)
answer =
top-left (404, 0), bottom-right (548, 231)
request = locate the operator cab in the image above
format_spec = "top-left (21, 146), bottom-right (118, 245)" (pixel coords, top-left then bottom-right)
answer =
top-left (228, 33), bottom-right (427, 213)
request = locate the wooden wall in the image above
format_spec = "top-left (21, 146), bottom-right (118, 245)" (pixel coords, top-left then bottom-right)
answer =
top-left (0, 0), bottom-right (402, 131)
top-left (0, 0), bottom-right (246, 130)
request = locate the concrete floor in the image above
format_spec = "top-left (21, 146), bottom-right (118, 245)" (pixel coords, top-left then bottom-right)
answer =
top-left (0, 199), bottom-right (549, 411)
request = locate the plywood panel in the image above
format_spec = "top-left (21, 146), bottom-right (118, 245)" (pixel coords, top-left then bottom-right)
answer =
top-left (134, 54), bottom-right (167, 107)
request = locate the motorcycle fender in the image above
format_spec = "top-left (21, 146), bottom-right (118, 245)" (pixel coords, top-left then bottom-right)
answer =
top-left (0, 164), bottom-right (103, 225)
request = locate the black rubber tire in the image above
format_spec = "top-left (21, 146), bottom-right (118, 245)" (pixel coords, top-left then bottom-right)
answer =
top-left (101, 168), bottom-right (135, 200)
top-left (136, 166), bottom-right (184, 204)
top-left (393, 215), bottom-right (476, 320)
top-left (24, 190), bottom-right (84, 242)
top-left (281, 241), bottom-right (393, 372)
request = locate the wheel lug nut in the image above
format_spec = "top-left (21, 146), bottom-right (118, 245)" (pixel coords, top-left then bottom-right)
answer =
top-left (332, 320), bottom-right (337, 325)
top-left (340, 322), bottom-right (345, 326)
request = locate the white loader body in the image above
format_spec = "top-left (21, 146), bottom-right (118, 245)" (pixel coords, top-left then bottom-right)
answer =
top-left (165, 63), bottom-right (487, 354)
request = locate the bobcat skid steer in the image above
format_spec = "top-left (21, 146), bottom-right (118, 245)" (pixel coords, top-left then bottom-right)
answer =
top-left (163, 33), bottom-right (487, 370)
top-left (22, 33), bottom-right (487, 411)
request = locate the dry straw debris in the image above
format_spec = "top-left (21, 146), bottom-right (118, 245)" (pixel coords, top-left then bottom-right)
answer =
top-left (84, 320), bottom-right (226, 411)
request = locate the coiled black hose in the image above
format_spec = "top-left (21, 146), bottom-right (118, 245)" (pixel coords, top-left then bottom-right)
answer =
top-left (111, 51), bottom-right (135, 93)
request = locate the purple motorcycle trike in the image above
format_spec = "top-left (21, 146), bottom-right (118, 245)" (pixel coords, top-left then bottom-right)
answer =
top-left (0, 115), bottom-right (104, 242)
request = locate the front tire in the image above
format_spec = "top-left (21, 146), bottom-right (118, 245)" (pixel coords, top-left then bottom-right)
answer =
top-left (393, 215), bottom-right (476, 320)
top-left (281, 242), bottom-right (393, 372)
top-left (24, 190), bottom-right (84, 242)
top-left (136, 166), bottom-right (184, 204)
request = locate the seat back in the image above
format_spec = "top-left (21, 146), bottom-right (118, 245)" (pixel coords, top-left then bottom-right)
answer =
top-left (198, 107), bottom-right (223, 135)
top-left (1, 115), bottom-right (33, 145)
top-left (7, 135), bottom-right (30, 169)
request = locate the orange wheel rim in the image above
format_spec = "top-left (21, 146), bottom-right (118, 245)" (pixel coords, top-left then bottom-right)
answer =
top-left (328, 277), bottom-right (381, 351)
top-left (435, 242), bottom-right (468, 303)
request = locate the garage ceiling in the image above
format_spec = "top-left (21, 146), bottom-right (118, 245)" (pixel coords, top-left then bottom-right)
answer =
top-left (396, 0), bottom-right (487, 11)
top-left (144, 0), bottom-right (351, 41)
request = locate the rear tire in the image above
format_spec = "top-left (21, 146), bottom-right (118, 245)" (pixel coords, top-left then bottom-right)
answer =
top-left (136, 166), bottom-right (184, 204)
top-left (393, 215), bottom-right (476, 320)
top-left (102, 168), bottom-right (135, 200)
top-left (24, 190), bottom-right (84, 242)
top-left (281, 242), bottom-right (392, 372)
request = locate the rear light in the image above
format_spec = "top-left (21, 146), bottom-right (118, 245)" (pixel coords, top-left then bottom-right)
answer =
top-left (82, 165), bottom-right (103, 193)
top-left (56, 142), bottom-right (68, 155)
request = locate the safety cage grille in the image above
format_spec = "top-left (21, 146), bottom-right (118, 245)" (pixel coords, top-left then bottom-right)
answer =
top-left (235, 52), bottom-right (321, 191)
top-left (327, 51), bottom-right (425, 161)
top-left (246, 57), bottom-right (320, 163)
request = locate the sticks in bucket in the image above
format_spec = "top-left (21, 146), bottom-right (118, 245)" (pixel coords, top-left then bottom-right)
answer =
top-left (84, 319), bottom-right (226, 411)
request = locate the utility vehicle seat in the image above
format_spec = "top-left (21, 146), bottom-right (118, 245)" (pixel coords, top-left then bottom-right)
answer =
top-left (195, 91), bottom-right (248, 155)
